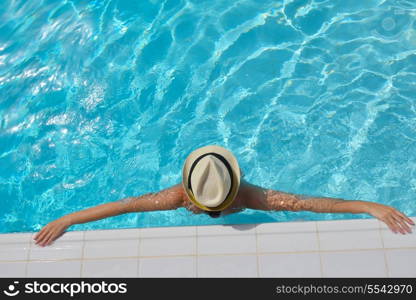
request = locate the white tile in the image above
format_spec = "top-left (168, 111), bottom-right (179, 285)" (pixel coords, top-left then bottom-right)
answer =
top-left (317, 219), bottom-right (382, 251)
top-left (258, 253), bottom-right (321, 277)
top-left (380, 219), bottom-right (416, 248)
top-left (139, 226), bottom-right (196, 256)
top-left (256, 221), bottom-right (316, 233)
top-left (83, 239), bottom-right (139, 259)
top-left (197, 255), bottom-right (257, 277)
top-left (139, 256), bottom-right (196, 277)
top-left (257, 221), bottom-right (318, 253)
top-left (198, 234), bottom-right (256, 255)
top-left (0, 233), bottom-right (31, 261)
top-left (140, 236), bottom-right (195, 257)
top-left (0, 262), bottom-right (27, 277)
top-left (29, 231), bottom-right (84, 260)
top-left (197, 225), bottom-right (256, 255)
top-left (140, 226), bottom-right (196, 238)
top-left (0, 233), bottom-right (32, 243)
top-left (82, 258), bottom-right (138, 277)
top-left (84, 228), bottom-right (140, 240)
top-left (385, 249), bottom-right (416, 277)
top-left (197, 224), bottom-right (256, 235)
top-left (27, 260), bottom-right (81, 277)
top-left (321, 250), bottom-right (386, 277)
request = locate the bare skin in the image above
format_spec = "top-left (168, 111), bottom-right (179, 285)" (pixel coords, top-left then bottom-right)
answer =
top-left (34, 179), bottom-right (415, 246)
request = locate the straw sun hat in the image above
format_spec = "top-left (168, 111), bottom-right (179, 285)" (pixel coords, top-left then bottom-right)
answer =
top-left (182, 145), bottom-right (241, 212)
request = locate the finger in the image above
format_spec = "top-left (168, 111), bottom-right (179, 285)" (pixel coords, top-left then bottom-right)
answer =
top-left (388, 215), bottom-right (405, 234)
top-left (33, 230), bottom-right (42, 240)
top-left (33, 231), bottom-right (41, 242)
top-left (44, 231), bottom-right (58, 246)
top-left (41, 233), bottom-right (54, 247)
top-left (395, 214), bottom-right (412, 233)
top-left (396, 213), bottom-right (413, 233)
top-left (55, 230), bottom-right (66, 240)
top-left (34, 226), bottom-right (48, 241)
top-left (384, 217), bottom-right (399, 234)
top-left (381, 217), bottom-right (395, 233)
top-left (391, 218), bottom-right (406, 234)
top-left (396, 211), bottom-right (415, 226)
top-left (36, 231), bottom-right (49, 246)
top-left (392, 214), bottom-right (412, 234)
top-left (39, 231), bottom-right (54, 247)
top-left (34, 228), bottom-right (49, 244)
top-left (388, 215), bottom-right (406, 234)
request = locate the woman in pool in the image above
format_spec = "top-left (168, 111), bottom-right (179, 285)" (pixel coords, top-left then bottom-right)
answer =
top-left (34, 145), bottom-right (414, 246)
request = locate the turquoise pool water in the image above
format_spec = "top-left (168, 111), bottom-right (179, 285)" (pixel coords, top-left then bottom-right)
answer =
top-left (1, 0), bottom-right (416, 233)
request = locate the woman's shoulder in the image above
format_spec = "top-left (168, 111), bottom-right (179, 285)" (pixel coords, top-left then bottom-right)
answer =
top-left (236, 179), bottom-right (270, 210)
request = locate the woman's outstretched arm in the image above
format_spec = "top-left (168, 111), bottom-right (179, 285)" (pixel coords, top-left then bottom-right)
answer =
top-left (34, 184), bottom-right (185, 246)
top-left (240, 180), bottom-right (415, 234)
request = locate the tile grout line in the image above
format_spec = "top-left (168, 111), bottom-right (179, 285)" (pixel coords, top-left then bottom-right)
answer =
top-left (3, 245), bottom-right (416, 264)
top-left (25, 234), bottom-right (33, 278)
top-left (255, 225), bottom-right (260, 278)
top-left (378, 221), bottom-right (390, 277)
top-left (80, 231), bottom-right (86, 278)
top-left (137, 229), bottom-right (141, 278)
top-left (315, 222), bottom-right (324, 278)
top-left (195, 226), bottom-right (199, 278)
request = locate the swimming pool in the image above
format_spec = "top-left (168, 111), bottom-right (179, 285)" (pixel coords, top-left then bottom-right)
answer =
top-left (1, 0), bottom-right (415, 233)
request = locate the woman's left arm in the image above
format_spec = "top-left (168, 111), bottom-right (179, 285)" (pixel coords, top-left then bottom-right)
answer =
top-left (241, 181), bottom-right (414, 234)
top-left (267, 190), bottom-right (415, 234)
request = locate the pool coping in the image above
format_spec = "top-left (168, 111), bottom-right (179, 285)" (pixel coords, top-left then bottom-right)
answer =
top-left (1, 217), bottom-right (415, 277)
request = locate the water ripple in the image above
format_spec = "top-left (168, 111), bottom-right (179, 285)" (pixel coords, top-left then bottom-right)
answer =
top-left (1, 0), bottom-right (416, 232)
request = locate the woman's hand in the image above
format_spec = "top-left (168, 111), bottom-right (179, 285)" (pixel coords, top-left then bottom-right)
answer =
top-left (367, 203), bottom-right (414, 234)
top-left (33, 216), bottom-right (72, 247)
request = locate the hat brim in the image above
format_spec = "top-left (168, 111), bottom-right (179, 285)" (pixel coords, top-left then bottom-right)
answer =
top-left (182, 145), bottom-right (241, 212)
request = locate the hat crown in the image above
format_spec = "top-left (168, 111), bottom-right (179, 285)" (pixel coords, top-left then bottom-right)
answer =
top-left (182, 144), bottom-right (241, 211)
top-left (190, 155), bottom-right (231, 207)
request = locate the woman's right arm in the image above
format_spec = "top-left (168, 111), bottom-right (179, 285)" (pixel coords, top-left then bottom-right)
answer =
top-left (34, 184), bottom-right (185, 246)
top-left (34, 201), bottom-right (128, 247)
